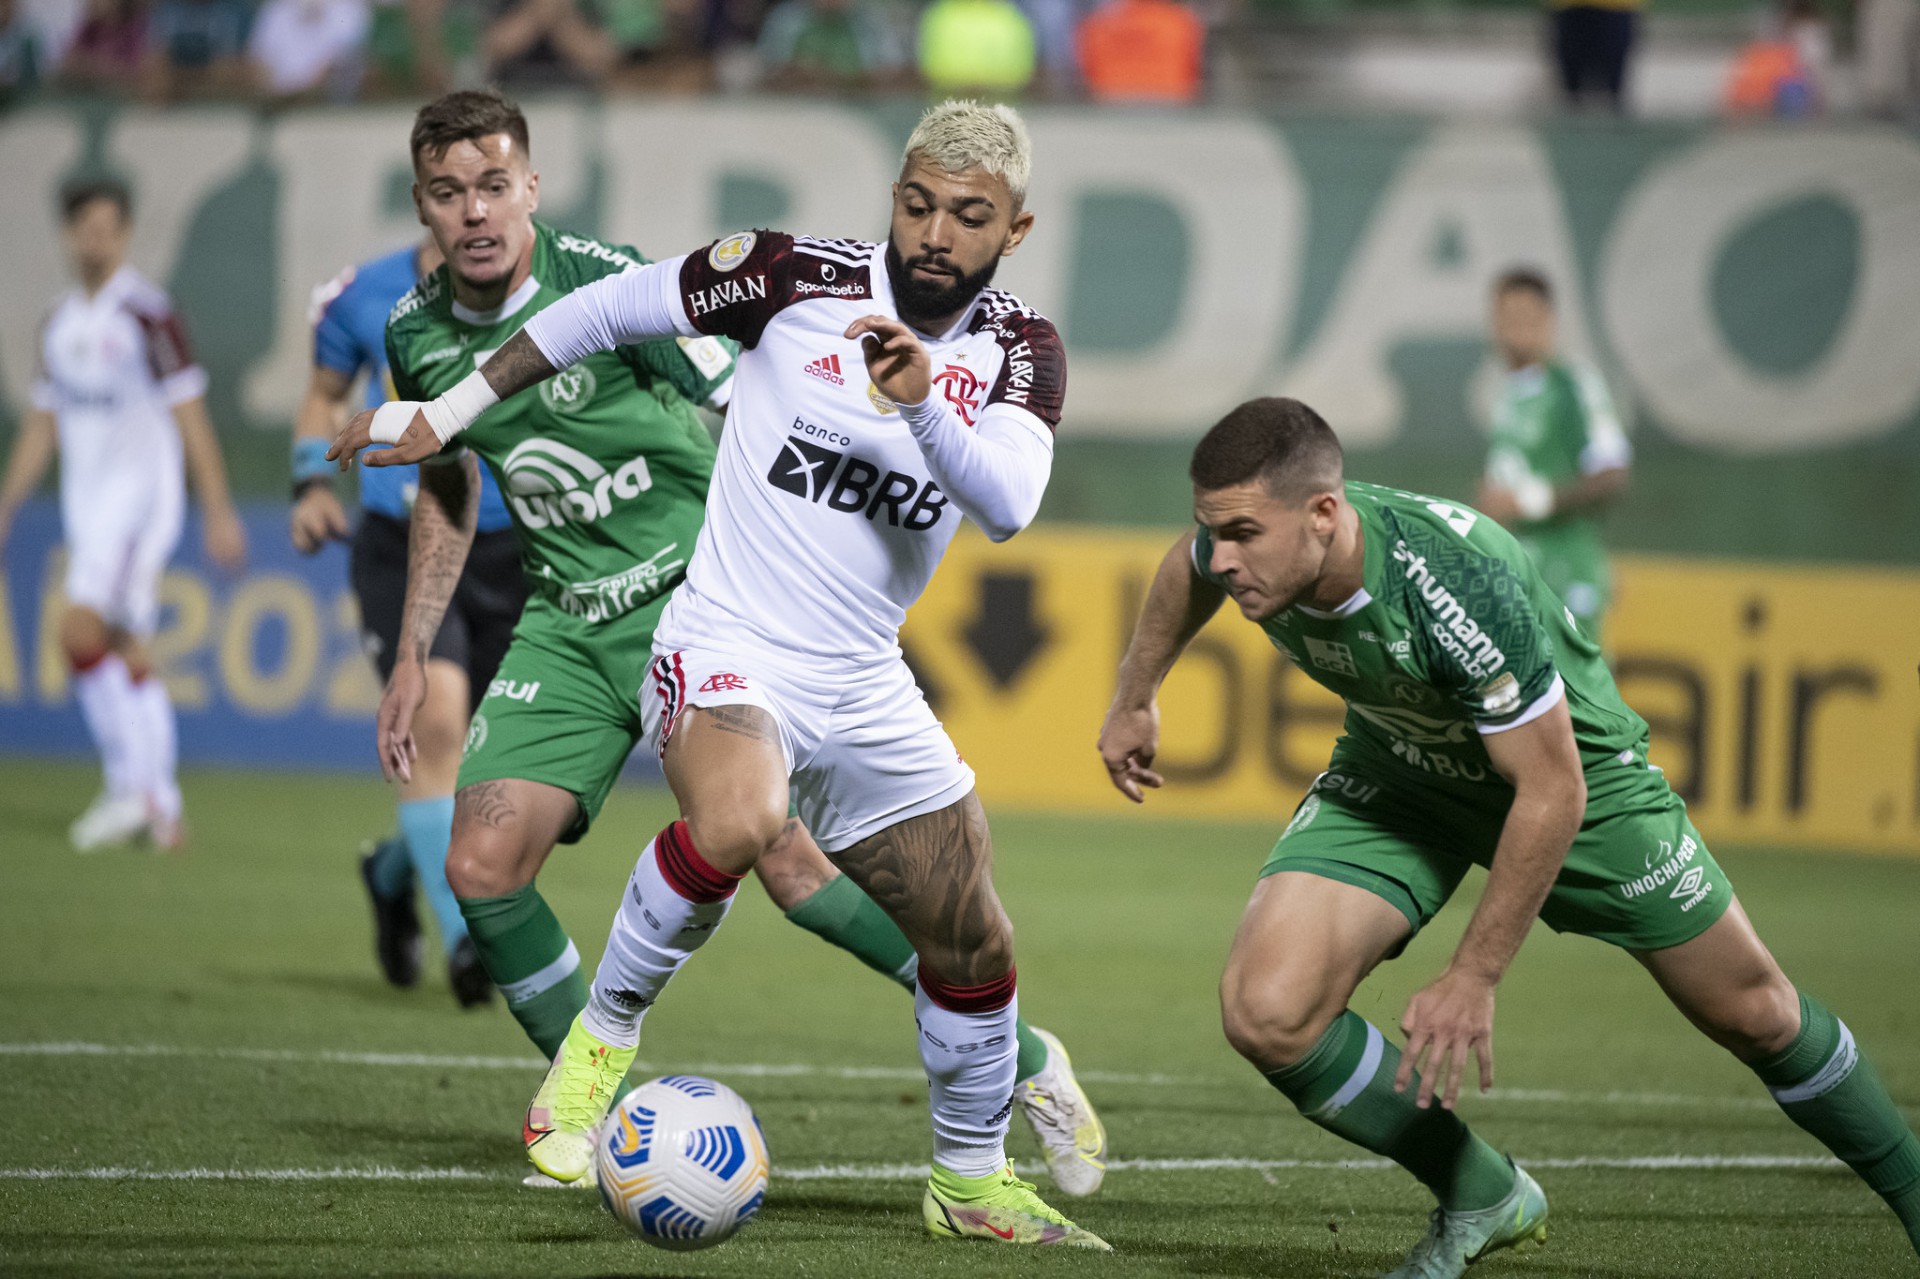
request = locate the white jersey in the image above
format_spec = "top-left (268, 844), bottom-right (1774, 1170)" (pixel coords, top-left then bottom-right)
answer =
top-left (32, 265), bottom-right (203, 530)
top-left (652, 232), bottom-right (1066, 662)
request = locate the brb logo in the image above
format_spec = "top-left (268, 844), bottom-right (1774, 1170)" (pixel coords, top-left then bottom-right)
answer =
top-left (932, 363), bottom-right (984, 425)
top-left (501, 438), bottom-right (652, 529)
top-left (765, 420), bottom-right (949, 531)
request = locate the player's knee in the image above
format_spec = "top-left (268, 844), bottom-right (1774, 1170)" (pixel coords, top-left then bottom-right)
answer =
top-left (59, 608), bottom-right (110, 668)
top-left (410, 700), bottom-right (468, 769)
top-left (753, 820), bottom-right (832, 911)
top-left (685, 804), bottom-right (787, 872)
top-left (444, 833), bottom-right (528, 899)
top-left (1715, 974), bottom-right (1803, 1061)
top-left (1220, 974), bottom-right (1332, 1069)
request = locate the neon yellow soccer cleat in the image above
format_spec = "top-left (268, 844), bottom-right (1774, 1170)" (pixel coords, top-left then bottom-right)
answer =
top-left (523, 1017), bottom-right (634, 1184)
top-left (1382, 1161), bottom-right (1549, 1279)
top-left (923, 1163), bottom-right (1112, 1250)
top-left (1017, 1027), bottom-right (1108, 1196)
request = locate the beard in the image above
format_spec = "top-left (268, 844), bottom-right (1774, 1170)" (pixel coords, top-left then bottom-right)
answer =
top-left (885, 239), bottom-right (1003, 329)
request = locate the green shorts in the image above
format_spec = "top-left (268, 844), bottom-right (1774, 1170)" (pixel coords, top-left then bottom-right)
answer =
top-left (456, 594), bottom-right (666, 843)
top-left (1262, 749), bottom-right (1733, 953)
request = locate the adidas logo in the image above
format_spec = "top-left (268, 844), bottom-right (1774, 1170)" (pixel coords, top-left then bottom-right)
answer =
top-left (803, 353), bottom-right (846, 386)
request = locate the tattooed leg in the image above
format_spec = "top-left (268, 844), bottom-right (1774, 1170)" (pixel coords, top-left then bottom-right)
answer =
top-left (445, 778), bottom-right (580, 897)
top-left (659, 704), bottom-right (791, 877)
top-left (833, 792), bottom-right (1014, 986)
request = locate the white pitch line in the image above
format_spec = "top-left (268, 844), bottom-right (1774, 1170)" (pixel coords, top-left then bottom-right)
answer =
top-left (1, 1155), bottom-right (1847, 1185)
top-left (0, 1042), bottom-right (1793, 1111)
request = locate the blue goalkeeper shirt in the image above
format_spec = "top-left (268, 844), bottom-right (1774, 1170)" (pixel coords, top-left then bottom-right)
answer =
top-left (311, 245), bottom-right (512, 531)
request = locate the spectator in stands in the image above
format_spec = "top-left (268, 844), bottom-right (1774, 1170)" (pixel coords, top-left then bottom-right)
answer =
top-left (248, 0), bottom-right (372, 100)
top-left (57, 0), bottom-right (147, 89)
top-left (758, 0), bottom-right (905, 91)
top-left (1076, 0), bottom-right (1202, 102)
top-left (141, 0), bottom-right (251, 98)
top-left (1724, 0), bottom-right (1828, 115)
top-left (1015, 0), bottom-right (1079, 96)
top-left (918, 0), bottom-right (1033, 93)
top-left (483, 0), bottom-right (614, 87)
top-left (1549, 0), bottom-right (1641, 112)
top-left (600, 0), bottom-right (715, 90)
top-left (0, 0), bottom-right (45, 103)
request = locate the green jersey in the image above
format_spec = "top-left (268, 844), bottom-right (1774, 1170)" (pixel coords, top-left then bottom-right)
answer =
top-left (1195, 481), bottom-right (1651, 790)
top-left (385, 222), bottom-right (736, 625)
top-left (1485, 358), bottom-right (1631, 628)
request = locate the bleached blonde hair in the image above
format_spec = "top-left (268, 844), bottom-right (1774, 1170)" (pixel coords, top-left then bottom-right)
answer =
top-left (901, 100), bottom-right (1033, 210)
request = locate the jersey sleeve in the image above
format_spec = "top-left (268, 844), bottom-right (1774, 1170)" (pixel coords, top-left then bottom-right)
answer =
top-left (675, 230), bottom-right (795, 348)
top-left (623, 333), bottom-right (739, 410)
top-left (134, 297), bottom-right (209, 407)
top-left (30, 314), bottom-right (58, 412)
top-left (1571, 363), bottom-right (1632, 475)
top-left (1397, 525), bottom-right (1562, 733)
top-left (979, 308), bottom-right (1066, 434)
top-left (310, 265), bottom-right (364, 378)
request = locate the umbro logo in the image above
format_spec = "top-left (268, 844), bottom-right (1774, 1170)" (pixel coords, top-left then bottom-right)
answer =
top-left (804, 353), bottom-right (846, 386)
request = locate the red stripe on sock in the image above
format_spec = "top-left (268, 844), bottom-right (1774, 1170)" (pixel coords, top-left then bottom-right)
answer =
top-left (68, 649), bottom-right (111, 675)
top-left (919, 965), bottom-right (1017, 1014)
top-left (653, 820), bottom-right (741, 903)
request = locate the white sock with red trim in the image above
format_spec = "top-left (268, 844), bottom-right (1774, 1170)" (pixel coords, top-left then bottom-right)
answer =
top-left (917, 967), bottom-right (1019, 1178)
top-left (128, 673), bottom-right (181, 821)
top-left (72, 652), bottom-right (140, 801)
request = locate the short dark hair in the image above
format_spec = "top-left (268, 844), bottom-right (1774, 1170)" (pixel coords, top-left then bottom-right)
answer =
top-left (410, 89), bottom-right (531, 169)
top-left (1189, 397), bottom-right (1344, 502)
top-left (60, 176), bottom-right (132, 224)
top-left (1494, 266), bottom-right (1553, 304)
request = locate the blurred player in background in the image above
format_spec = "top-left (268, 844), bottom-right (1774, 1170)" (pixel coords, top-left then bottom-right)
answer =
top-left (0, 178), bottom-right (246, 851)
top-left (336, 96), bottom-right (1111, 1240)
top-left (1100, 398), bottom-right (1920, 1276)
top-left (291, 235), bottom-right (521, 1006)
top-left (1476, 267), bottom-right (1631, 648)
top-left (334, 92), bottom-right (1106, 1202)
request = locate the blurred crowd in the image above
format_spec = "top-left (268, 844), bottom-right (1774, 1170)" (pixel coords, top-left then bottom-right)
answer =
top-left (0, 0), bottom-right (1911, 117)
top-left (0, 0), bottom-right (1211, 105)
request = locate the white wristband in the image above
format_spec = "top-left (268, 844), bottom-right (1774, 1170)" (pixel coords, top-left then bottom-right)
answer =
top-left (367, 400), bottom-right (423, 445)
top-left (422, 369), bottom-right (500, 445)
top-left (1513, 474), bottom-right (1555, 521)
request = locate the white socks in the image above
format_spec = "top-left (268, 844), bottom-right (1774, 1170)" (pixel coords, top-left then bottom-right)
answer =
top-left (581, 822), bottom-right (738, 1049)
top-left (916, 971), bottom-right (1019, 1178)
top-left (71, 655), bottom-right (182, 820)
top-left (129, 675), bottom-right (180, 821)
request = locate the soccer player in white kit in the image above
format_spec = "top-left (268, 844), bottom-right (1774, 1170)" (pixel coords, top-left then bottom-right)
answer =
top-left (331, 102), bottom-right (1107, 1248)
top-left (0, 179), bottom-right (247, 850)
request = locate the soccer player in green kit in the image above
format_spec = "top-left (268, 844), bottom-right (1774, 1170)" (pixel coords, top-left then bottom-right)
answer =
top-left (1098, 397), bottom-right (1920, 1276)
top-left (361, 90), bottom-right (1105, 1192)
top-left (1477, 267), bottom-right (1631, 648)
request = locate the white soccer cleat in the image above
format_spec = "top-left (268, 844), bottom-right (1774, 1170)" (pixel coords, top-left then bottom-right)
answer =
top-left (70, 793), bottom-right (151, 852)
top-left (1017, 1027), bottom-right (1108, 1196)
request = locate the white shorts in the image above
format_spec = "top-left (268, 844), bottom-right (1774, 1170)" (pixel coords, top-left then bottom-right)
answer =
top-left (60, 482), bottom-right (184, 637)
top-left (645, 640), bottom-right (976, 854)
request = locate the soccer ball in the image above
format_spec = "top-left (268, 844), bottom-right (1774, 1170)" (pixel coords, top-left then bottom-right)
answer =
top-left (595, 1075), bottom-right (770, 1250)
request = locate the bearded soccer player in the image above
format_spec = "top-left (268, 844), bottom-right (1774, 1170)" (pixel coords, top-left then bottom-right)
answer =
top-left (1097, 398), bottom-right (1920, 1276)
top-left (291, 234), bottom-right (521, 1005)
top-left (333, 100), bottom-right (1109, 1245)
top-left (0, 177), bottom-right (247, 851)
top-left (334, 92), bottom-right (1106, 1207)
top-left (1476, 267), bottom-right (1630, 648)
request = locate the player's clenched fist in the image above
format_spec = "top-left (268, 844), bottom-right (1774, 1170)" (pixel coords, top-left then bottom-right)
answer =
top-left (847, 315), bottom-right (932, 408)
top-left (1097, 701), bottom-right (1166, 803)
top-left (328, 403), bottom-right (442, 470)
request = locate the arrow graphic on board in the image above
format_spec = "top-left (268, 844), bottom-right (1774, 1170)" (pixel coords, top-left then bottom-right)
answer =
top-left (962, 572), bottom-right (1051, 690)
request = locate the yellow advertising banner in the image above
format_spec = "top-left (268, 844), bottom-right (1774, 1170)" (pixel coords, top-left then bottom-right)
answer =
top-left (903, 529), bottom-right (1920, 856)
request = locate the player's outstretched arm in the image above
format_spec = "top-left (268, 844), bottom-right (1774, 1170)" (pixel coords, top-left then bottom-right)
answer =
top-left (379, 454), bottom-right (480, 783)
top-left (0, 408), bottom-right (57, 557)
top-left (290, 365), bottom-right (353, 553)
top-left (1395, 696), bottom-right (1585, 1111)
top-left (172, 396), bottom-right (247, 570)
top-left (1098, 531), bottom-right (1228, 802)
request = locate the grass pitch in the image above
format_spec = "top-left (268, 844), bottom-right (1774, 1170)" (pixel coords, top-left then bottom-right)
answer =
top-left (1, 758), bottom-right (1915, 1277)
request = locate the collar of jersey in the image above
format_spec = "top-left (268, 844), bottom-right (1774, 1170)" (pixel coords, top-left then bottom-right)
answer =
top-left (1506, 363), bottom-right (1547, 394)
top-left (81, 264), bottom-right (137, 310)
top-left (1295, 587), bottom-right (1372, 620)
top-left (451, 273), bottom-right (542, 327)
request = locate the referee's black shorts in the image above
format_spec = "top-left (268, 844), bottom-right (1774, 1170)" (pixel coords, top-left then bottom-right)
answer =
top-left (349, 512), bottom-right (528, 715)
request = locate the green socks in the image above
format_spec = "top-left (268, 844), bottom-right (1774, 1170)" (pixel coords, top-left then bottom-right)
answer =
top-left (1752, 991), bottom-right (1920, 1246)
top-left (783, 873), bottom-right (1051, 1084)
top-left (457, 884), bottom-right (588, 1062)
top-left (1264, 1010), bottom-right (1515, 1212)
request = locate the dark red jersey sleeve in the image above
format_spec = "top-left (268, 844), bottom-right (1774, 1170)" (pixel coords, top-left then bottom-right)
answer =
top-left (677, 230), bottom-right (796, 349)
top-left (981, 307), bottom-right (1066, 433)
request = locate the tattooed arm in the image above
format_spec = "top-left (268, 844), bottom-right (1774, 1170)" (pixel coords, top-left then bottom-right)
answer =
top-left (373, 454), bottom-right (478, 782)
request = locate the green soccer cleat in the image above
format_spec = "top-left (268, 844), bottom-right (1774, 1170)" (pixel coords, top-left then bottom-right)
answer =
top-left (1381, 1160), bottom-right (1549, 1279)
top-left (923, 1162), bottom-right (1112, 1250)
top-left (1017, 1027), bottom-right (1108, 1196)
top-left (523, 1016), bottom-right (634, 1184)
